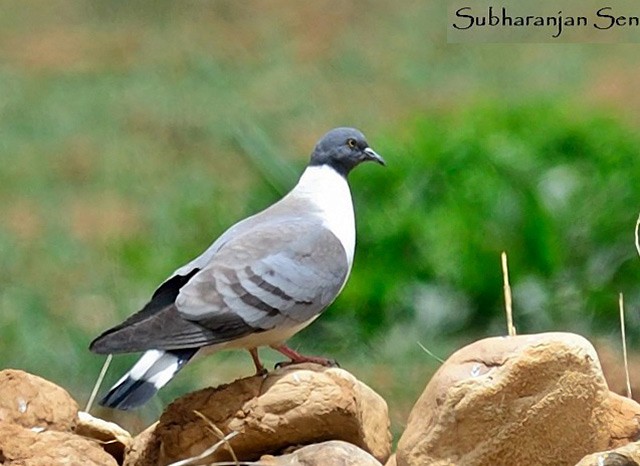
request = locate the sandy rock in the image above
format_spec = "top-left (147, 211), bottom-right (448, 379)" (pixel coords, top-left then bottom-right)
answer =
top-left (123, 422), bottom-right (158, 466)
top-left (259, 440), bottom-right (383, 465)
top-left (575, 440), bottom-right (640, 465)
top-left (75, 411), bottom-right (132, 464)
top-left (385, 453), bottom-right (397, 466)
top-left (396, 332), bottom-right (640, 466)
top-left (127, 364), bottom-right (390, 465)
top-left (0, 369), bottom-right (78, 431)
top-left (604, 392), bottom-right (640, 448)
top-left (0, 420), bottom-right (117, 466)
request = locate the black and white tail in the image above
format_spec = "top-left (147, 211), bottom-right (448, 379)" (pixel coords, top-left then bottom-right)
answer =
top-left (99, 348), bottom-right (198, 410)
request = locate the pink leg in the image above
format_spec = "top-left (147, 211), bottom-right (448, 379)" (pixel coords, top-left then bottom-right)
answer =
top-left (248, 347), bottom-right (267, 375)
top-left (271, 344), bottom-right (339, 368)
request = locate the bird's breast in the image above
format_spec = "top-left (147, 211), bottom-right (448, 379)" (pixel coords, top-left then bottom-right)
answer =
top-left (291, 165), bottom-right (356, 267)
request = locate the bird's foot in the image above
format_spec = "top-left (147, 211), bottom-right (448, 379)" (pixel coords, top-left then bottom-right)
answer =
top-left (248, 347), bottom-right (269, 376)
top-left (271, 344), bottom-right (340, 369)
top-left (274, 358), bottom-right (340, 369)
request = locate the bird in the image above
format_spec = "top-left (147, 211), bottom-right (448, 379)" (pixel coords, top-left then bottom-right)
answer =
top-left (89, 127), bottom-right (385, 410)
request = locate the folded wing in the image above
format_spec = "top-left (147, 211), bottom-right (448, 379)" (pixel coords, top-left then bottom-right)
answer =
top-left (90, 220), bottom-right (348, 354)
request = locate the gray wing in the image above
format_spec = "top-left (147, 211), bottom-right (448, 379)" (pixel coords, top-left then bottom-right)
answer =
top-left (176, 219), bottom-right (350, 332)
top-left (90, 219), bottom-right (349, 353)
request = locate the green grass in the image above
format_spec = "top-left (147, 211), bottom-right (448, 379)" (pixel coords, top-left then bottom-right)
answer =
top-left (3, 0), bottom-right (640, 438)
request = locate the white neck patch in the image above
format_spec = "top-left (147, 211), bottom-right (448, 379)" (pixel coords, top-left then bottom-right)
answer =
top-left (291, 165), bottom-right (356, 266)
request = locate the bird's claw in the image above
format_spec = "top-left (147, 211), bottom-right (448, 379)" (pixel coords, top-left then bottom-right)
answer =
top-left (274, 358), bottom-right (340, 370)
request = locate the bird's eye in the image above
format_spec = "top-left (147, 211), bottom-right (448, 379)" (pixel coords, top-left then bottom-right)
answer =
top-left (347, 138), bottom-right (357, 148)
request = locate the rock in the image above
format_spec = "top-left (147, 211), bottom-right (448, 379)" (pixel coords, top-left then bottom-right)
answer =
top-left (0, 369), bottom-right (78, 432)
top-left (127, 363), bottom-right (391, 465)
top-left (0, 420), bottom-right (117, 466)
top-left (259, 440), bottom-right (383, 465)
top-left (385, 453), bottom-right (397, 466)
top-left (75, 411), bottom-right (132, 464)
top-left (605, 392), bottom-right (640, 449)
top-left (123, 422), bottom-right (159, 466)
top-left (575, 441), bottom-right (640, 465)
top-left (396, 332), bottom-right (640, 466)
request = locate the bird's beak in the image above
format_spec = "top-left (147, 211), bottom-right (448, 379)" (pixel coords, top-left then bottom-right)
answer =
top-left (363, 147), bottom-right (386, 166)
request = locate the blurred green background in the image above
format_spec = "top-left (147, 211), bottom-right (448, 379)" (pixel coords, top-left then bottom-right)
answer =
top-left (2, 1), bottom-right (640, 435)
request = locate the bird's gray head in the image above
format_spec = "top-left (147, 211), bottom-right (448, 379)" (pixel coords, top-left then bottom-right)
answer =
top-left (309, 127), bottom-right (385, 176)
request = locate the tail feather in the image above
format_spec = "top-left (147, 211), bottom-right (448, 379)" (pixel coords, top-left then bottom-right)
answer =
top-left (100, 348), bottom-right (198, 410)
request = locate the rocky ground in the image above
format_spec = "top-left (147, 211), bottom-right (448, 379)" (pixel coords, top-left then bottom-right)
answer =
top-left (1, 332), bottom-right (640, 465)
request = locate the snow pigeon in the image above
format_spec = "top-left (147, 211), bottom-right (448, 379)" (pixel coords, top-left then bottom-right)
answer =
top-left (89, 127), bottom-right (385, 409)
